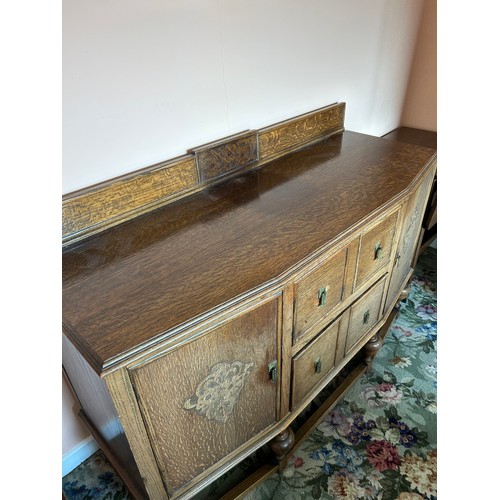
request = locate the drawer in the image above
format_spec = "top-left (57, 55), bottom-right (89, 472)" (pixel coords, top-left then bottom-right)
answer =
top-left (293, 247), bottom-right (347, 343)
top-left (291, 317), bottom-right (340, 409)
top-left (344, 277), bottom-right (386, 356)
top-left (354, 211), bottom-right (398, 290)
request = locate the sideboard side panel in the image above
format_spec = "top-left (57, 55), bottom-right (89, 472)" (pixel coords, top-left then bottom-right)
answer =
top-left (62, 335), bottom-right (148, 498)
top-left (385, 161), bottom-right (436, 312)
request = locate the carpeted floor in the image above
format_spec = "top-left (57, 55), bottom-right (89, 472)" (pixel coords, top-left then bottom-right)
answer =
top-left (63, 247), bottom-right (437, 500)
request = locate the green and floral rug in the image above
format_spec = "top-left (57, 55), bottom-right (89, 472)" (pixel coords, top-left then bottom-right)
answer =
top-left (246, 248), bottom-right (437, 500)
top-left (63, 248), bottom-right (436, 500)
top-left (62, 449), bottom-right (131, 499)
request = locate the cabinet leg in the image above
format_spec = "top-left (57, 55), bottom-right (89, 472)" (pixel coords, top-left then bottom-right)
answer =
top-left (268, 427), bottom-right (295, 463)
top-left (399, 284), bottom-right (411, 302)
top-left (399, 277), bottom-right (413, 302)
top-left (363, 332), bottom-right (382, 367)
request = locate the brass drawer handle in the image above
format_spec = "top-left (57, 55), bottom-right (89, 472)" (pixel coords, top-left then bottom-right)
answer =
top-left (318, 287), bottom-right (327, 307)
top-left (268, 360), bottom-right (278, 382)
top-left (395, 252), bottom-right (401, 267)
top-left (363, 310), bottom-right (370, 324)
top-left (315, 358), bottom-right (322, 373)
top-left (374, 242), bottom-right (383, 260)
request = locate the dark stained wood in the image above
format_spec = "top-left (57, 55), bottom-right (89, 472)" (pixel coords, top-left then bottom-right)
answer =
top-left (219, 463), bottom-right (278, 500)
top-left (190, 131), bottom-right (259, 182)
top-left (128, 298), bottom-right (279, 494)
top-left (62, 130), bottom-right (436, 373)
top-left (377, 306), bottom-right (399, 343)
top-left (63, 103), bottom-right (345, 247)
top-left (382, 126), bottom-right (437, 150)
top-left (268, 427), bottom-right (295, 462)
top-left (362, 332), bottom-right (383, 366)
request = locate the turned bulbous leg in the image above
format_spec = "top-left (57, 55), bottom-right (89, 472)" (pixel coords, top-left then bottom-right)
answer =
top-left (399, 283), bottom-right (411, 302)
top-left (363, 332), bottom-right (382, 367)
top-left (268, 427), bottom-right (295, 462)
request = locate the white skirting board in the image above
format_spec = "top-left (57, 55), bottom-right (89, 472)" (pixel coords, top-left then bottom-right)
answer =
top-left (62, 436), bottom-right (100, 477)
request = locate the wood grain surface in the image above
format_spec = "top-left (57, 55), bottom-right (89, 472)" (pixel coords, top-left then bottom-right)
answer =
top-left (62, 131), bottom-right (436, 373)
top-left (293, 246), bottom-right (347, 343)
top-left (190, 131), bottom-right (259, 182)
top-left (382, 126), bottom-right (437, 150)
top-left (259, 103), bottom-right (345, 161)
top-left (105, 368), bottom-right (169, 499)
top-left (129, 299), bottom-right (279, 493)
top-left (62, 103), bottom-right (344, 246)
top-left (354, 211), bottom-right (398, 290)
top-left (385, 167), bottom-right (435, 312)
top-left (345, 277), bottom-right (386, 355)
top-left (291, 318), bottom-right (340, 408)
top-left (62, 155), bottom-right (198, 244)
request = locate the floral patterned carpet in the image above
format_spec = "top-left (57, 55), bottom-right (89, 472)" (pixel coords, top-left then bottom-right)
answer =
top-left (63, 247), bottom-right (436, 500)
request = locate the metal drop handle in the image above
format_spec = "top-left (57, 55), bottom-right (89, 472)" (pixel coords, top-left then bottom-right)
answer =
top-left (318, 287), bottom-right (327, 307)
top-left (363, 310), bottom-right (370, 324)
top-left (269, 360), bottom-right (278, 382)
top-left (315, 358), bottom-right (322, 374)
top-left (374, 242), bottom-right (383, 260)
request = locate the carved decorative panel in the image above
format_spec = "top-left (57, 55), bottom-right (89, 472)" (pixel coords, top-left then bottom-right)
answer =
top-left (258, 102), bottom-right (345, 161)
top-left (62, 156), bottom-right (198, 244)
top-left (190, 131), bottom-right (259, 182)
top-left (184, 360), bottom-right (255, 423)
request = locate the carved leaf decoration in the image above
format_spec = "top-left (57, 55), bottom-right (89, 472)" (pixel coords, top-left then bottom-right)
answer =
top-left (184, 361), bottom-right (255, 423)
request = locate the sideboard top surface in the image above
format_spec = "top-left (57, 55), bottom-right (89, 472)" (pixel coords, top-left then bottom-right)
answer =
top-left (62, 130), bottom-right (436, 373)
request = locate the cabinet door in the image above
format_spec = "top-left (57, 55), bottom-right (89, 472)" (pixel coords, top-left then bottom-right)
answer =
top-left (385, 168), bottom-right (435, 312)
top-left (128, 298), bottom-right (280, 495)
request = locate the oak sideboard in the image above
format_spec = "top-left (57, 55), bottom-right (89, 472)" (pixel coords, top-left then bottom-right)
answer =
top-left (62, 103), bottom-right (437, 499)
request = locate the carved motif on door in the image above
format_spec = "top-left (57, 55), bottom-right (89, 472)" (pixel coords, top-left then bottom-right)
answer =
top-left (183, 360), bottom-right (255, 423)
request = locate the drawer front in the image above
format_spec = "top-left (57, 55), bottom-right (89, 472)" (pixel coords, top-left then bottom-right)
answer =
top-left (354, 211), bottom-right (398, 290)
top-left (293, 247), bottom-right (347, 343)
top-left (291, 317), bottom-right (340, 409)
top-left (345, 277), bottom-right (386, 355)
top-left (128, 298), bottom-right (280, 494)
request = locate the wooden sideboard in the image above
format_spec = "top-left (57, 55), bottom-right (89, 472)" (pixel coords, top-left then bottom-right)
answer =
top-left (62, 103), bottom-right (437, 499)
top-left (382, 126), bottom-right (437, 259)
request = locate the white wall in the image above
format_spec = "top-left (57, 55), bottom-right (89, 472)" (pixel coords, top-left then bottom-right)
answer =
top-left (63, 0), bottom-right (424, 194)
top-left (62, 0), bottom-right (425, 469)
